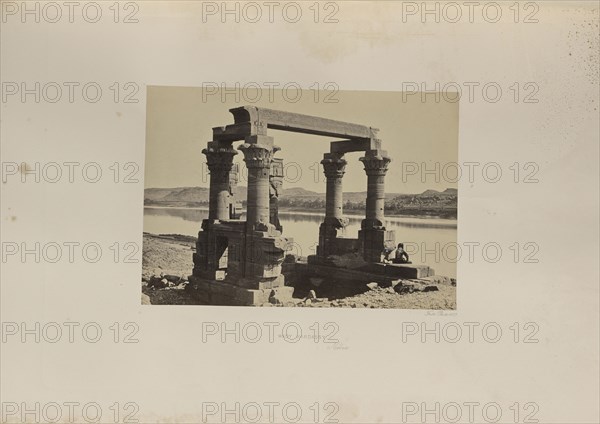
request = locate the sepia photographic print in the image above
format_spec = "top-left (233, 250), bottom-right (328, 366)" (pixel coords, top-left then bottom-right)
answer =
top-left (142, 88), bottom-right (458, 308)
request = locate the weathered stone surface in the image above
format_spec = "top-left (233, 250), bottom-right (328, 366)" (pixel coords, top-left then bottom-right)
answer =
top-left (320, 153), bottom-right (347, 247)
top-left (233, 275), bottom-right (285, 290)
top-left (187, 276), bottom-right (294, 306)
top-left (203, 142), bottom-right (237, 220)
top-left (309, 277), bottom-right (324, 287)
top-left (360, 150), bottom-right (391, 224)
top-left (214, 106), bottom-right (378, 142)
top-left (239, 138), bottom-right (274, 227)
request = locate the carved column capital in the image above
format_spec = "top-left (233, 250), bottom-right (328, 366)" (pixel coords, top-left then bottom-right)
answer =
top-left (359, 150), bottom-right (391, 176)
top-left (203, 143), bottom-right (237, 174)
top-left (321, 153), bottom-right (347, 179)
top-left (238, 143), bottom-right (274, 169)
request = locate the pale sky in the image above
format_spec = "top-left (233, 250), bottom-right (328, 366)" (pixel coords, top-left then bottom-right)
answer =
top-left (145, 87), bottom-right (458, 194)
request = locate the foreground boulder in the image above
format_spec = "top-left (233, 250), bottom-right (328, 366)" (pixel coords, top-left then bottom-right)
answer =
top-left (393, 282), bottom-right (439, 294)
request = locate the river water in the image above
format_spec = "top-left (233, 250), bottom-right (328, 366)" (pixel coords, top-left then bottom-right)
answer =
top-left (144, 207), bottom-right (457, 278)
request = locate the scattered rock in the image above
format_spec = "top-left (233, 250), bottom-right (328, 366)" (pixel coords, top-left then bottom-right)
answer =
top-left (141, 293), bottom-right (151, 305)
top-left (391, 279), bottom-right (402, 288)
top-left (421, 275), bottom-right (453, 286)
top-left (269, 289), bottom-right (292, 305)
top-left (394, 283), bottom-right (415, 294)
top-left (366, 282), bottom-right (379, 290)
top-left (147, 276), bottom-right (168, 289)
top-left (307, 290), bottom-right (317, 299)
top-left (164, 274), bottom-right (180, 282)
top-left (305, 299), bottom-right (312, 306)
top-left (422, 285), bottom-right (439, 292)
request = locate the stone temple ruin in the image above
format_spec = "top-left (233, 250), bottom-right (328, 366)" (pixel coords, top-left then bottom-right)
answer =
top-left (187, 106), bottom-right (434, 305)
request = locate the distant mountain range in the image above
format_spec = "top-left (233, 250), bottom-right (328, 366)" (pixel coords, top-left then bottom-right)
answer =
top-left (419, 188), bottom-right (458, 197)
top-left (145, 187), bottom-right (212, 203)
top-left (144, 186), bottom-right (457, 218)
top-left (144, 186), bottom-right (457, 203)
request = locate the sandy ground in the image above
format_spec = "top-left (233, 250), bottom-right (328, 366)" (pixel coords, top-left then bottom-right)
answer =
top-left (142, 233), bottom-right (456, 309)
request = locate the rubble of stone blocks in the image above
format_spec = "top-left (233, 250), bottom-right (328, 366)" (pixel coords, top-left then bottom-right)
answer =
top-left (143, 272), bottom-right (188, 290)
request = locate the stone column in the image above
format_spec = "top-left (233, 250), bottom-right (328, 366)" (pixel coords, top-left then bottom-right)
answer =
top-left (203, 142), bottom-right (237, 221)
top-left (322, 153), bottom-right (347, 224)
top-left (360, 149), bottom-right (391, 228)
top-left (317, 153), bottom-right (348, 258)
top-left (239, 136), bottom-right (274, 228)
top-left (358, 149), bottom-right (393, 262)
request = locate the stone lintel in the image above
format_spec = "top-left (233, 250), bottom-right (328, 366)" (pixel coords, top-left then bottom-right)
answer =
top-left (213, 107), bottom-right (381, 143)
top-left (228, 106), bottom-right (379, 140)
top-left (212, 123), bottom-right (254, 142)
top-left (330, 139), bottom-right (382, 154)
